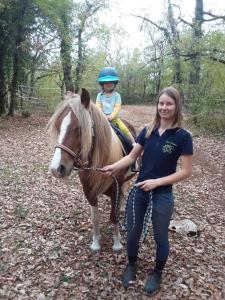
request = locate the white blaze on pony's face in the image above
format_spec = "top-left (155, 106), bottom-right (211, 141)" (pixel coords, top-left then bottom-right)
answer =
top-left (49, 108), bottom-right (80, 178)
top-left (50, 111), bottom-right (72, 177)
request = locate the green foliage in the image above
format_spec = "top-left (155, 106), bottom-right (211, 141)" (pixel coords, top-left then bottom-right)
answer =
top-left (0, 0), bottom-right (224, 135)
top-left (185, 82), bottom-right (225, 135)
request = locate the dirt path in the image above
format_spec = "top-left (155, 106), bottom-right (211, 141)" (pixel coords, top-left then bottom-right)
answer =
top-left (0, 106), bottom-right (224, 299)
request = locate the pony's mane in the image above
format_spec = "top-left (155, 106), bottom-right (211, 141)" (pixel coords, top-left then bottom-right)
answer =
top-left (48, 94), bottom-right (124, 196)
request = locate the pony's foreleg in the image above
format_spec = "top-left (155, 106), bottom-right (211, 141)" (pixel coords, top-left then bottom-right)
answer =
top-left (109, 192), bottom-right (123, 251)
top-left (112, 224), bottom-right (123, 251)
top-left (90, 205), bottom-right (101, 251)
top-left (120, 192), bottom-right (126, 212)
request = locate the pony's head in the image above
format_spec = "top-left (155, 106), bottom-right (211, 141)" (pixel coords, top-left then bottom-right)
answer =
top-left (48, 88), bottom-right (122, 180)
top-left (48, 89), bottom-right (93, 178)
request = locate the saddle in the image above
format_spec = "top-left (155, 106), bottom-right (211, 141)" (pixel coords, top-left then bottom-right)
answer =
top-left (110, 123), bottom-right (139, 172)
top-left (110, 123), bottom-right (133, 155)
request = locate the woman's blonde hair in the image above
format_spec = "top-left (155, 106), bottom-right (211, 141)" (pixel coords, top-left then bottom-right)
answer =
top-left (146, 87), bottom-right (183, 138)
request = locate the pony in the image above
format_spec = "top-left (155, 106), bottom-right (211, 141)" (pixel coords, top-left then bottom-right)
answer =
top-left (48, 88), bottom-right (135, 251)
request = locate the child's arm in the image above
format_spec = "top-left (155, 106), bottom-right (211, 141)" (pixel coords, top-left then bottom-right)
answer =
top-left (95, 101), bottom-right (102, 111)
top-left (109, 93), bottom-right (122, 120)
top-left (95, 93), bottom-right (103, 111)
top-left (109, 103), bottom-right (121, 120)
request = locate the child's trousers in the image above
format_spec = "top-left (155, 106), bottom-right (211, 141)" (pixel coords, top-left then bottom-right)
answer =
top-left (111, 117), bottom-right (130, 137)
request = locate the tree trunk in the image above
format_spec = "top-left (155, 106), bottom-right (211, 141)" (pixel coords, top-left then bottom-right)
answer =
top-left (141, 81), bottom-right (146, 102)
top-left (60, 80), bottom-right (65, 101)
top-left (173, 49), bottom-right (182, 84)
top-left (156, 70), bottom-right (162, 94)
top-left (60, 37), bottom-right (74, 93)
top-left (9, 48), bottom-right (20, 116)
top-left (59, 12), bottom-right (74, 93)
top-left (8, 1), bottom-right (28, 116)
top-left (74, 28), bottom-right (83, 93)
top-left (189, 0), bottom-right (204, 85)
top-left (29, 63), bottom-right (36, 101)
top-left (167, 0), bottom-right (182, 84)
top-left (0, 48), bottom-right (6, 116)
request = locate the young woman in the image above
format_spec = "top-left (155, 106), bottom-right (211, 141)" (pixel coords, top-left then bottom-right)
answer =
top-left (102, 87), bottom-right (193, 295)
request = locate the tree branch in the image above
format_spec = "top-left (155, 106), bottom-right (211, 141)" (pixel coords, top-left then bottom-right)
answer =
top-left (204, 11), bottom-right (225, 21)
top-left (35, 71), bottom-right (59, 82)
top-left (132, 14), bottom-right (168, 33)
top-left (178, 17), bottom-right (193, 27)
top-left (179, 51), bottom-right (225, 65)
top-left (209, 56), bottom-right (225, 65)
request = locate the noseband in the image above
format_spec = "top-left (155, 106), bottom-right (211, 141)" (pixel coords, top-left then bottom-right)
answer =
top-left (55, 144), bottom-right (84, 167)
top-left (55, 108), bottom-right (94, 168)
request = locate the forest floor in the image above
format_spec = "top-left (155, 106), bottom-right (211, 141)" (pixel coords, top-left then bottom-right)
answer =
top-left (0, 105), bottom-right (225, 300)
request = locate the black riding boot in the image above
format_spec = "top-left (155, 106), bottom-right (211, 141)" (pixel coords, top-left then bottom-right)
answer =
top-left (122, 262), bottom-right (137, 289)
top-left (144, 269), bottom-right (162, 295)
top-left (144, 260), bottom-right (166, 295)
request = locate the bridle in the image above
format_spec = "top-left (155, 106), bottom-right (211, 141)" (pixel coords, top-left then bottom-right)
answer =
top-left (55, 144), bottom-right (84, 167)
top-left (55, 108), bottom-right (94, 168)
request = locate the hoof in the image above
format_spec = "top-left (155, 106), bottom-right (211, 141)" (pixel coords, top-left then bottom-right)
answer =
top-left (120, 205), bottom-right (125, 212)
top-left (90, 240), bottom-right (101, 252)
top-left (113, 242), bottom-right (123, 252)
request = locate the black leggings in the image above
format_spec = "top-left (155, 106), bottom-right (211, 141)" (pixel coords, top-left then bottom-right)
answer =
top-left (127, 188), bottom-right (174, 267)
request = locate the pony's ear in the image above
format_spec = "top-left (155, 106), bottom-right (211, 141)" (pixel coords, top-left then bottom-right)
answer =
top-left (81, 88), bottom-right (90, 109)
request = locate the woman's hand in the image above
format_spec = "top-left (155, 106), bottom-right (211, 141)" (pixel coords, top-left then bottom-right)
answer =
top-left (136, 179), bottom-right (161, 191)
top-left (101, 164), bottom-right (116, 176)
top-left (101, 144), bottom-right (144, 176)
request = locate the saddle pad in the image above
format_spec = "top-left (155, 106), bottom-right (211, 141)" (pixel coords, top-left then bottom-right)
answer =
top-left (110, 123), bottom-right (133, 155)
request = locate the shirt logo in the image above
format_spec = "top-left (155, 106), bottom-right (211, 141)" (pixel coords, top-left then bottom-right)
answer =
top-left (162, 141), bottom-right (177, 154)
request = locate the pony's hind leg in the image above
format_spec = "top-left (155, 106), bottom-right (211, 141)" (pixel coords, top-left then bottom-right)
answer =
top-left (90, 205), bottom-right (101, 251)
top-left (112, 224), bottom-right (123, 251)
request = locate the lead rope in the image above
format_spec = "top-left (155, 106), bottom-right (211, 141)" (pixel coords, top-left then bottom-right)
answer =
top-left (73, 166), bottom-right (153, 242)
top-left (141, 190), bottom-right (153, 242)
top-left (121, 185), bottom-right (153, 242)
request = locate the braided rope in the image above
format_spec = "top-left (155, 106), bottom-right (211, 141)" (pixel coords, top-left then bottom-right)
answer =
top-left (141, 190), bottom-right (153, 242)
top-left (73, 166), bottom-right (153, 242)
top-left (114, 183), bottom-right (153, 241)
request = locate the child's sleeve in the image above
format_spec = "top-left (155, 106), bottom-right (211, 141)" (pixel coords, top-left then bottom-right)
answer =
top-left (96, 93), bottom-right (102, 110)
top-left (110, 93), bottom-right (121, 119)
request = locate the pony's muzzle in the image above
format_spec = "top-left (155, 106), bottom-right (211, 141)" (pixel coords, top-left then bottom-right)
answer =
top-left (57, 164), bottom-right (67, 177)
top-left (50, 164), bottom-right (67, 178)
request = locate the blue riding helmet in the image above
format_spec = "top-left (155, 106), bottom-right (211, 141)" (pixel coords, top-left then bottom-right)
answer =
top-left (97, 67), bottom-right (120, 83)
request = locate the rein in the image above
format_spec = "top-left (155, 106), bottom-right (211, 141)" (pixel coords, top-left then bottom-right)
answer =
top-left (71, 155), bottom-right (153, 242)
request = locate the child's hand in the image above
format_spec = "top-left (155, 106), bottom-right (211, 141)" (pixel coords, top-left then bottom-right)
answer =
top-left (107, 115), bottom-right (114, 121)
top-left (101, 165), bottom-right (115, 176)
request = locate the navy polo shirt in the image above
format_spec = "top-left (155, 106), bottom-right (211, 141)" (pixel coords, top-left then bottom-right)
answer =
top-left (136, 127), bottom-right (193, 193)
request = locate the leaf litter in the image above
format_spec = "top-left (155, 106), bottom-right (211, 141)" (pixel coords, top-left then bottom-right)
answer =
top-left (0, 107), bottom-right (225, 299)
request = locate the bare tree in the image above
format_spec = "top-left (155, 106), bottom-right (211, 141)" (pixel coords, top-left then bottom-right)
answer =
top-left (74, 0), bottom-right (106, 93)
top-left (133, 0), bottom-right (182, 85)
top-left (179, 0), bottom-right (225, 86)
